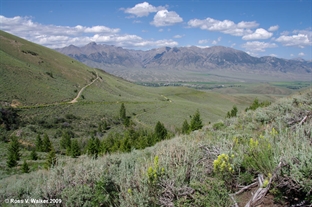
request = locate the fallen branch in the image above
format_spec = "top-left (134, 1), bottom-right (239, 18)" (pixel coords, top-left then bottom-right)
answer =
top-left (233, 181), bottom-right (258, 196)
top-left (229, 180), bottom-right (258, 207)
top-left (298, 115), bottom-right (308, 125)
top-left (244, 161), bottom-right (284, 207)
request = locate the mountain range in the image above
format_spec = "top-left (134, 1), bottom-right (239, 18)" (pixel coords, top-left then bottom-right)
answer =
top-left (56, 43), bottom-right (312, 82)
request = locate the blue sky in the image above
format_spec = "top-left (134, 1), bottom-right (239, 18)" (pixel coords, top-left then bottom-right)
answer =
top-left (1, 0), bottom-right (311, 60)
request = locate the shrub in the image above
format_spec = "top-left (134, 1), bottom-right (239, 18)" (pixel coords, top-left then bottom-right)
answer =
top-left (91, 175), bottom-right (120, 206)
top-left (182, 179), bottom-right (232, 207)
top-left (213, 122), bottom-right (225, 130)
top-left (61, 184), bottom-right (93, 207)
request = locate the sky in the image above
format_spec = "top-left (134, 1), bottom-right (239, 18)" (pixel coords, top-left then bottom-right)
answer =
top-left (0, 0), bottom-right (311, 60)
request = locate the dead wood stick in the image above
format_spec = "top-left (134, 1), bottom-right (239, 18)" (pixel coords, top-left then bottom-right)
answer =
top-left (299, 115), bottom-right (308, 125)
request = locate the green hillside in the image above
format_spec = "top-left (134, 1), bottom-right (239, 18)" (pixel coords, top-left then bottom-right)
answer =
top-left (0, 30), bottom-right (99, 105)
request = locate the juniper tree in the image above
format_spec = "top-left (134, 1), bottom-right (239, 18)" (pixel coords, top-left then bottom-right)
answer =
top-left (21, 160), bottom-right (30, 173)
top-left (98, 121), bottom-right (108, 133)
top-left (7, 152), bottom-right (18, 168)
top-left (226, 106), bottom-right (238, 118)
top-left (7, 136), bottom-right (20, 168)
top-left (42, 133), bottom-right (52, 152)
top-left (231, 106), bottom-right (238, 117)
top-left (87, 137), bottom-right (99, 158)
top-left (120, 103), bottom-right (126, 120)
top-left (190, 110), bottom-right (203, 131)
top-left (30, 149), bottom-right (38, 160)
top-left (35, 134), bottom-right (43, 151)
top-left (45, 147), bottom-right (57, 169)
top-left (71, 139), bottom-right (81, 158)
top-left (154, 121), bottom-right (167, 142)
top-left (60, 131), bottom-right (71, 150)
top-left (182, 119), bottom-right (190, 134)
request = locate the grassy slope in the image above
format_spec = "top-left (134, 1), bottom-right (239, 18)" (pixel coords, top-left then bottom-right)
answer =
top-left (0, 30), bottom-right (96, 105)
top-left (1, 88), bottom-right (311, 206)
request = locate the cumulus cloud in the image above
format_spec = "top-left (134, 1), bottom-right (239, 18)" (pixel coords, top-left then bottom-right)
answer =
top-left (151, 10), bottom-right (183, 27)
top-left (241, 41), bottom-right (277, 52)
top-left (187, 17), bottom-right (257, 36)
top-left (275, 33), bottom-right (311, 48)
top-left (124, 2), bottom-right (165, 17)
top-left (268, 25), bottom-right (279, 32)
top-left (0, 15), bottom-right (178, 49)
top-left (0, 16), bottom-right (119, 37)
top-left (242, 28), bottom-right (273, 40)
top-left (237, 21), bottom-right (259, 28)
top-left (298, 52), bottom-right (305, 56)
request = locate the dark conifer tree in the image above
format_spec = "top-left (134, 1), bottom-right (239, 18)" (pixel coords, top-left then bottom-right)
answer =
top-left (120, 103), bottom-right (126, 120)
top-left (190, 110), bottom-right (203, 131)
top-left (60, 131), bottom-right (71, 150)
top-left (87, 137), bottom-right (98, 158)
top-left (7, 152), bottom-right (18, 168)
top-left (36, 134), bottom-right (43, 152)
top-left (42, 133), bottom-right (52, 152)
top-left (71, 139), bottom-right (81, 158)
top-left (45, 147), bottom-right (57, 169)
top-left (101, 133), bottom-right (116, 154)
top-left (7, 136), bottom-right (20, 168)
top-left (231, 106), bottom-right (238, 117)
top-left (154, 121), bottom-right (167, 141)
top-left (182, 119), bottom-right (190, 134)
top-left (22, 160), bottom-right (30, 173)
top-left (30, 149), bottom-right (38, 160)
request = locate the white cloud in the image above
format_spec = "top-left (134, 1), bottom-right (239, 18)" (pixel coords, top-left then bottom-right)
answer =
top-left (0, 15), bottom-right (178, 49)
top-left (212, 36), bottom-right (222, 45)
top-left (173, 35), bottom-right (183, 38)
top-left (198, 39), bottom-right (208, 44)
top-left (242, 28), bottom-right (273, 40)
top-left (151, 10), bottom-right (183, 27)
top-left (280, 31), bottom-right (290, 36)
top-left (196, 45), bottom-right (209, 48)
top-left (268, 25), bottom-right (279, 32)
top-left (133, 20), bottom-right (142, 24)
top-left (0, 16), bottom-right (120, 37)
top-left (124, 2), bottom-right (165, 17)
top-left (275, 33), bottom-right (311, 48)
top-left (187, 17), bottom-right (257, 36)
top-left (241, 41), bottom-right (277, 52)
top-left (237, 21), bottom-right (259, 28)
top-left (298, 52), bottom-right (305, 56)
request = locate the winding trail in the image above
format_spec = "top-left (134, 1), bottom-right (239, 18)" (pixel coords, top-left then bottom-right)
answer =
top-left (69, 70), bottom-right (99, 103)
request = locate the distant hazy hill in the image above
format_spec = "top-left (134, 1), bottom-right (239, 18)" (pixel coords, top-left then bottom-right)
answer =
top-left (56, 42), bottom-right (312, 82)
